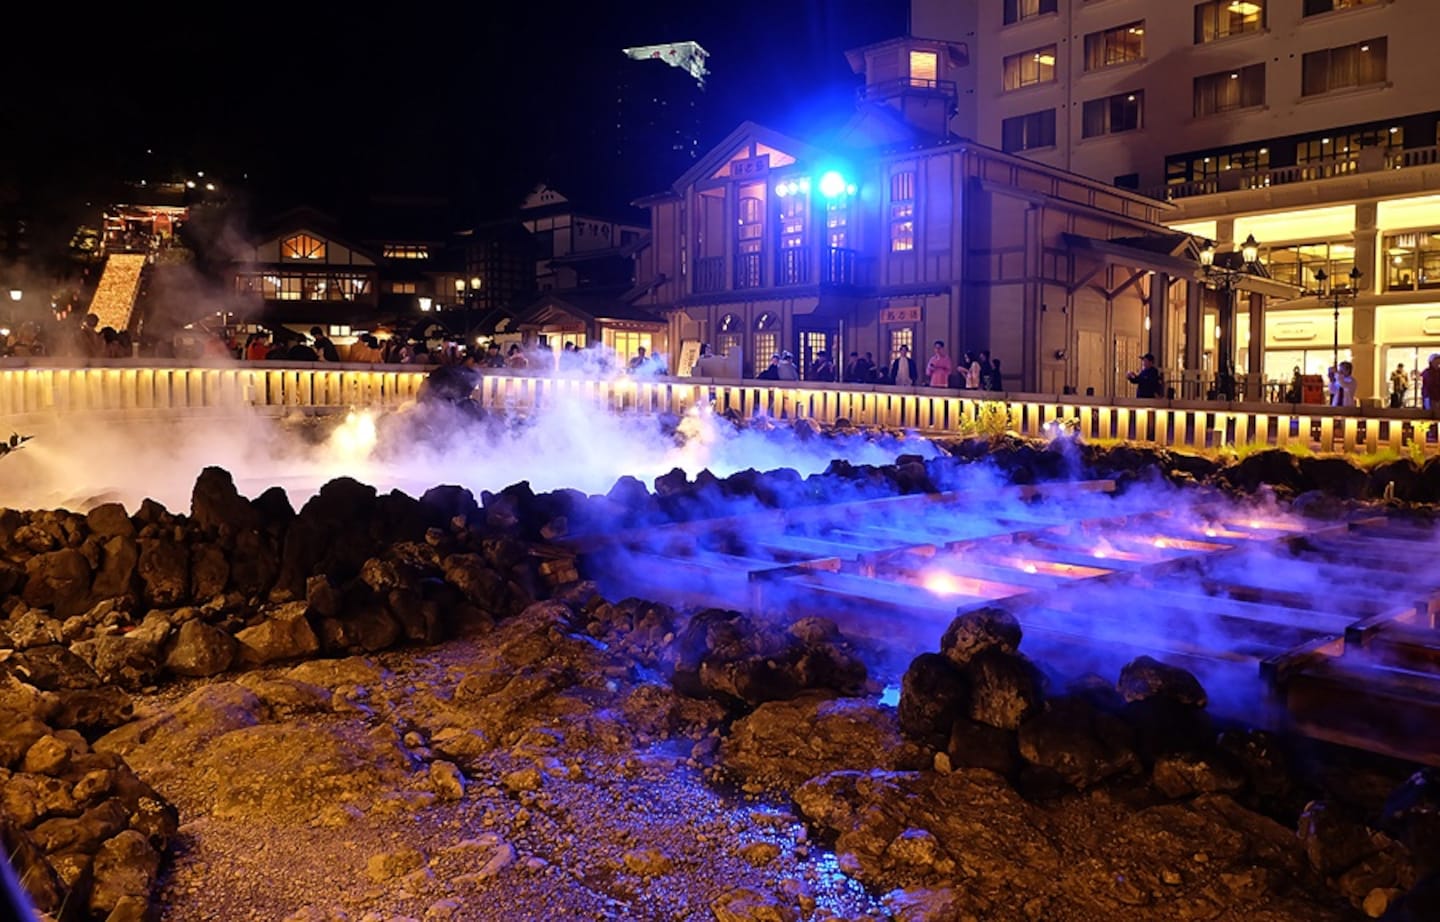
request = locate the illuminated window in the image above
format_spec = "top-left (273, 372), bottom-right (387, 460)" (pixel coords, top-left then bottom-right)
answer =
top-left (1166, 146), bottom-right (1270, 190)
top-left (603, 330), bottom-right (653, 366)
top-left (1194, 0), bottom-right (1265, 44)
top-left (1259, 240), bottom-right (1355, 291)
top-left (909, 51), bottom-right (938, 87)
top-left (754, 311), bottom-right (780, 365)
top-left (889, 328), bottom-right (914, 361)
top-left (718, 313), bottom-right (742, 358)
top-left (1193, 64), bottom-right (1265, 116)
top-left (1304, 0), bottom-right (1379, 15)
top-left (1003, 45), bottom-right (1056, 91)
top-left (1004, 0), bottom-right (1057, 26)
top-left (890, 171), bottom-right (915, 253)
top-left (801, 331), bottom-right (829, 379)
top-left (382, 245), bottom-right (430, 259)
top-left (736, 183), bottom-right (765, 289)
top-left (390, 281), bottom-right (417, 294)
top-left (281, 234), bottom-right (326, 261)
top-left (1084, 22), bottom-right (1145, 71)
top-left (1083, 92), bottom-right (1144, 138)
top-left (1382, 232), bottom-right (1440, 291)
top-left (1302, 38), bottom-right (1387, 96)
top-left (777, 190), bottom-right (808, 285)
top-left (1002, 109), bottom-right (1056, 152)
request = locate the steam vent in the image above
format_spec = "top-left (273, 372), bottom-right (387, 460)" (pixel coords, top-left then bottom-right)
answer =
top-left (2, 403), bottom-right (1440, 922)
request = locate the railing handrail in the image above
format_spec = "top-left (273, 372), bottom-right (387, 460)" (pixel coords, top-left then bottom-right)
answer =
top-left (1151, 142), bottom-right (1440, 201)
top-left (3, 364), bottom-right (1437, 458)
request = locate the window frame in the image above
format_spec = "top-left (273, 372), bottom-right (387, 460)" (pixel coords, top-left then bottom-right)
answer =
top-left (1194, 0), bottom-right (1267, 44)
top-left (1301, 37), bottom-right (1388, 97)
top-left (1303, 0), bottom-right (1380, 17)
top-left (1003, 44), bottom-right (1058, 91)
top-left (1083, 21), bottom-right (1146, 72)
top-left (889, 170), bottom-right (916, 253)
top-left (1001, 109), bottom-right (1057, 153)
top-left (1082, 91), bottom-right (1145, 139)
top-left (1003, 0), bottom-right (1058, 27)
top-left (1193, 63), bottom-right (1266, 118)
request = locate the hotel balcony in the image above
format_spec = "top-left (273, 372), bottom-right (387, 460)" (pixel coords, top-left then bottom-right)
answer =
top-left (1153, 143), bottom-right (1440, 203)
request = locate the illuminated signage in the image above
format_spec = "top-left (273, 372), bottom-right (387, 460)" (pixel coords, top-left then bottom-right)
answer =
top-left (881, 306), bottom-right (922, 324)
top-left (730, 156), bottom-right (770, 179)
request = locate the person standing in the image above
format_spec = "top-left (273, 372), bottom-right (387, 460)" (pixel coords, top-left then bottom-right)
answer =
top-left (808, 349), bottom-right (836, 382)
top-left (965, 350), bottom-right (982, 389)
top-left (1391, 363), bottom-right (1409, 408)
top-left (1126, 353), bottom-right (1162, 398)
top-left (890, 344), bottom-right (917, 388)
top-left (925, 341), bottom-right (952, 388)
top-left (1422, 354), bottom-right (1440, 411)
top-left (310, 326), bottom-right (339, 362)
top-left (1337, 361), bottom-right (1357, 407)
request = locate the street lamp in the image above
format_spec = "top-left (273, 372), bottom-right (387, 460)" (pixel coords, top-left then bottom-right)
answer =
top-left (1313, 266), bottom-right (1363, 385)
top-left (454, 276), bottom-right (483, 344)
top-left (1198, 233), bottom-right (1260, 400)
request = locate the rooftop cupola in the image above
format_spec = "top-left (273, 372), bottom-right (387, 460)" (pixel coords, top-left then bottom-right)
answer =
top-left (844, 36), bottom-right (967, 138)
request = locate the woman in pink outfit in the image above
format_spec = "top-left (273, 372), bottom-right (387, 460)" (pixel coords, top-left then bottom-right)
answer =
top-left (926, 340), bottom-right (953, 388)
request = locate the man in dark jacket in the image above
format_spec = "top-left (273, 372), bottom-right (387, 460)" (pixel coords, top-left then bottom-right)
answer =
top-left (1126, 353), bottom-right (1162, 398)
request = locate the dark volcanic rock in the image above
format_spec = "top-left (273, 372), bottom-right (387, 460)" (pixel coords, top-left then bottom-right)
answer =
top-left (669, 609), bottom-right (866, 709)
top-left (965, 648), bottom-right (1044, 730)
top-left (1017, 696), bottom-right (1139, 791)
top-left (1151, 749), bottom-right (1247, 799)
top-left (1124, 696), bottom-right (1214, 761)
top-left (90, 534), bottom-right (139, 600)
top-left (52, 687), bottom-right (134, 733)
top-left (22, 548), bottom-right (94, 617)
top-left (896, 653), bottom-right (968, 748)
top-left (85, 503), bottom-right (136, 539)
top-left (1223, 448), bottom-right (1302, 493)
top-left (1117, 655), bottom-right (1208, 708)
top-left (939, 606), bottom-right (1022, 667)
top-left (88, 828), bottom-right (161, 917)
top-left (190, 542), bottom-right (230, 601)
top-left (137, 538), bottom-right (190, 607)
top-left (719, 695), bottom-right (906, 789)
top-left (1298, 800), bottom-right (1382, 877)
top-left (1216, 729), bottom-right (1294, 806)
top-left (164, 619), bottom-right (237, 677)
top-left (1378, 769), bottom-right (1440, 874)
top-left (6, 644), bottom-right (101, 691)
top-left (190, 466), bottom-right (262, 535)
top-left (276, 477), bottom-right (381, 597)
top-left (946, 717), bottom-right (1018, 776)
top-left (1298, 455), bottom-right (1370, 499)
top-left (1369, 460), bottom-right (1422, 503)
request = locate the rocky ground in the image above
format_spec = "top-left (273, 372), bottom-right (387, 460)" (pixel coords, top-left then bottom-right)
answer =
top-left (3, 424), bottom-right (1440, 921)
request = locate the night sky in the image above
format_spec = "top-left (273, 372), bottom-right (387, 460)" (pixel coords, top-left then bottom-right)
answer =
top-left (1, 1), bottom-right (907, 224)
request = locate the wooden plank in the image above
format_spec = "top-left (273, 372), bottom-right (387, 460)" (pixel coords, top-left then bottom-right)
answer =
top-left (559, 479), bottom-right (1117, 553)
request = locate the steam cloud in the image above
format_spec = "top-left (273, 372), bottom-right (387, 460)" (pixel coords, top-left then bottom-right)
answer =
top-left (0, 393), bottom-right (932, 512)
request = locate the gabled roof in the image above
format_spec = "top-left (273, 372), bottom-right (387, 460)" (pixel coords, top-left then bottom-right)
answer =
top-left (664, 121), bottom-right (829, 194)
top-left (252, 205), bottom-right (380, 263)
top-left (831, 101), bottom-right (952, 151)
top-left (515, 291), bottom-right (665, 328)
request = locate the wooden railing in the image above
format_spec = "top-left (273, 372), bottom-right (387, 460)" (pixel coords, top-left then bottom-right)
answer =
top-left (3, 359), bottom-right (1438, 457)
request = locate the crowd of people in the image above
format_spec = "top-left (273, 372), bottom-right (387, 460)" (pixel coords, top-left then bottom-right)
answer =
top-left (752, 340), bottom-right (1004, 390)
top-left (0, 314), bottom-right (134, 359)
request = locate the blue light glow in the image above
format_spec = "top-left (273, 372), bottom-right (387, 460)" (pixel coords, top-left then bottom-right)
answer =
top-left (819, 170), bottom-right (847, 199)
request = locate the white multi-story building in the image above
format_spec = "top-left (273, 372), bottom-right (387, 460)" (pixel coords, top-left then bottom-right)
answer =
top-left (915, 0), bottom-right (1440, 401)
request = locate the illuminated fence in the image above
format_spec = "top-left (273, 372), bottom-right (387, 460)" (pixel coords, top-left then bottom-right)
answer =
top-left (2, 359), bottom-right (1438, 457)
